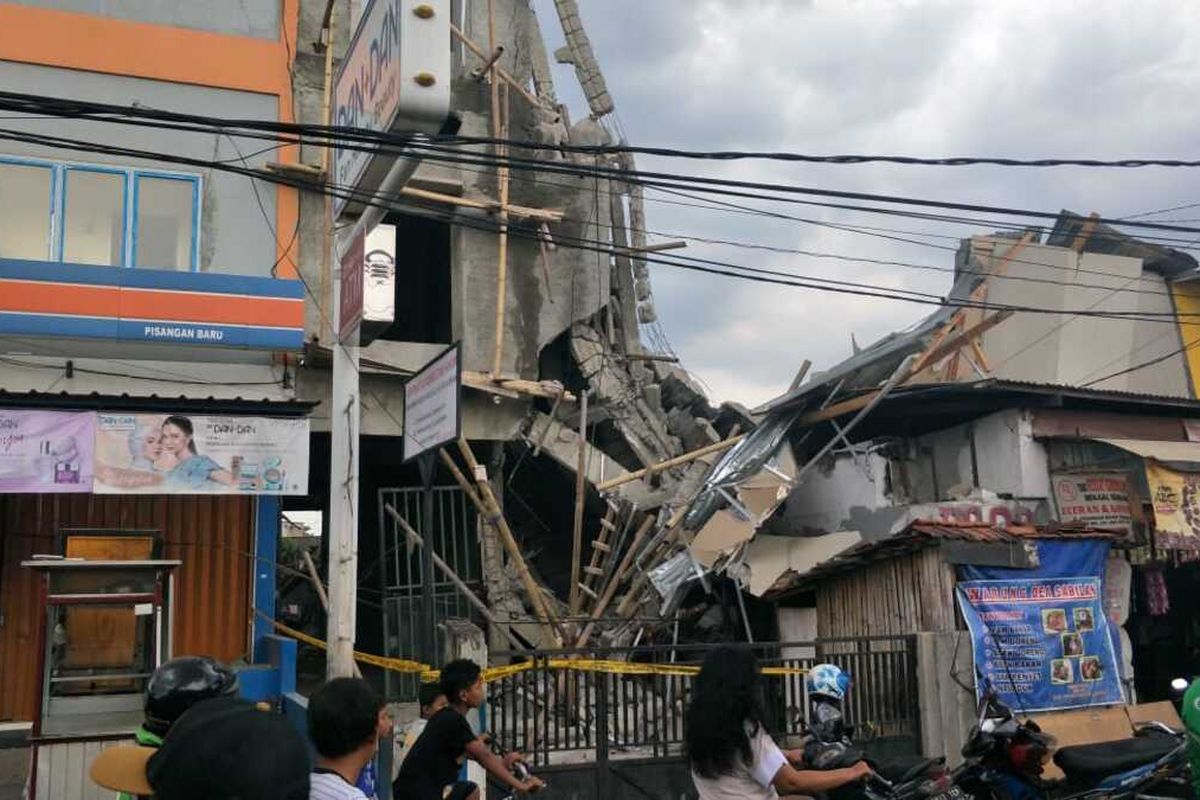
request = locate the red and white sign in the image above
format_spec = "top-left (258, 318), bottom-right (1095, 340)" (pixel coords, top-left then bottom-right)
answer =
top-left (339, 228), bottom-right (365, 343)
top-left (1051, 473), bottom-right (1132, 532)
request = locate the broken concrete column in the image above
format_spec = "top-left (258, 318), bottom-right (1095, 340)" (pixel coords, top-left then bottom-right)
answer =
top-left (551, 0), bottom-right (615, 118)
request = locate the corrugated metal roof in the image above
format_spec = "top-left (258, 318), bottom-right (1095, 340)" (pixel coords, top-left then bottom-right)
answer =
top-left (764, 521), bottom-right (1116, 599)
top-left (0, 389), bottom-right (316, 416)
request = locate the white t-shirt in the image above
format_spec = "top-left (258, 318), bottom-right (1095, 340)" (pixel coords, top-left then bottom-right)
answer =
top-left (691, 724), bottom-right (788, 800)
top-left (310, 770), bottom-right (369, 800)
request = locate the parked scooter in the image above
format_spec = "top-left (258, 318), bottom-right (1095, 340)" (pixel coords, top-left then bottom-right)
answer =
top-left (956, 682), bottom-right (1190, 800)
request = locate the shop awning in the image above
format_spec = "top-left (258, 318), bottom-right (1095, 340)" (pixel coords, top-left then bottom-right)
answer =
top-left (1099, 438), bottom-right (1200, 463)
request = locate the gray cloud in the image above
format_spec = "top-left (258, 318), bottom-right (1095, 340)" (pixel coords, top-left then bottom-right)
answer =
top-left (533, 0), bottom-right (1200, 405)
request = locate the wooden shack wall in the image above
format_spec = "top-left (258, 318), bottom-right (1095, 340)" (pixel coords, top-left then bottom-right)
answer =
top-left (815, 546), bottom-right (959, 639)
top-left (0, 494), bottom-right (254, 722)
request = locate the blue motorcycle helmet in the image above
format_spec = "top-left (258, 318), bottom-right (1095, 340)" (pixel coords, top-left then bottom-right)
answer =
top-left (807, 663), bottom-right (851, 701)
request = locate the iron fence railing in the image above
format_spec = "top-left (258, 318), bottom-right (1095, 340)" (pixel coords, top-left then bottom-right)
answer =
top-left (486, 636), bottom-right (919, 766)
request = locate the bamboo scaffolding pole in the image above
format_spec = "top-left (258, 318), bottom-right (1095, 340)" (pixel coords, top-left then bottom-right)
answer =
top-left (399, 186), bottom-right (563, 222)
top-left (488, 0), bottom-right (511, 380)
top-left (451, 438), bottom-right (561, 641)
top-left (568, 391), bottom-right (589, 614)
top-left (596, 434), bottom-right (745, 492)
top-left (450, 24), bottom-right (543, 108)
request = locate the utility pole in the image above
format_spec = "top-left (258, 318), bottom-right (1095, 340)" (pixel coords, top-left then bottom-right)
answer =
top-left (323, 0), bottom-right (451, 680)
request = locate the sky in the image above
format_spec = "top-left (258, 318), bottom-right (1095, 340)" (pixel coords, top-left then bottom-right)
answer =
top-left (530, 0), bottom-right (1200, 408)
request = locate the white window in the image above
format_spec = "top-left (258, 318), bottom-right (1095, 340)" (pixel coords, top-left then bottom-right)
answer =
top-left (0, 156), bottom-right (200, 270)
top-left (0, 161), bottom-right (53, 260)
top-left (135, 175), bottom-right (197, 271)
top-left (62, 168), bottom-right (126, 266)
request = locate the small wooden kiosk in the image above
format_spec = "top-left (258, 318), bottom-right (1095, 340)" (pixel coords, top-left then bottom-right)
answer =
top-left (22, 557), bottom-right (180, 799)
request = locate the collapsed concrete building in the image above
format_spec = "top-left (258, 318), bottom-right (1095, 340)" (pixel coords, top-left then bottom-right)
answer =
top-left (285, 0), bottom-right (763, 676)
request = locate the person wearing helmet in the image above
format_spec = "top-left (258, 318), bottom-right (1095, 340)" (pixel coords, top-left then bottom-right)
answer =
top-left (687, 647), bottom-right (872, 800)
top-left (115, 656), bottom-right (239, 800)
top-left (806, 664), bottom-right (852, 744)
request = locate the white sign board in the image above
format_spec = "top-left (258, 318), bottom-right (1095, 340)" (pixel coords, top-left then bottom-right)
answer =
top-left (333, 0), bottom-right (451, 217)
top-left (403, 343), bottom-right (461, 461)
top-left (363, 223), bottom-right (396, 327)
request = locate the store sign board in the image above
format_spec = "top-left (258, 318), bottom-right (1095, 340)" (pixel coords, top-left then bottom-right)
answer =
top-left (402, 343), bottom-right (461, 461)
top-left (1145, 461), bottom-right (1200, 551)
top-left (0, 259), bottom-right (305, 351)
top-left (332, 0), bottom-right (450, 217)
top-left (339, 227), bottom-right (365, 343)
top-left (94, 414), bottom-right (309, 495)
top-left (0, 410), bottom-right (94, 493)
top-left (1051, 473), bottom-right (1132, 532)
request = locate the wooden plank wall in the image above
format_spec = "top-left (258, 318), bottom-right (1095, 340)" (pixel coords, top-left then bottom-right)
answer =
top-left (815, 547), bottom-right (959, 639)
top-left (0, 494), bottom-right (254, 721)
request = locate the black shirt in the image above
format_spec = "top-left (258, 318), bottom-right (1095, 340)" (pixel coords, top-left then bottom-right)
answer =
top-left (393, 708), bottom-right (477, 800)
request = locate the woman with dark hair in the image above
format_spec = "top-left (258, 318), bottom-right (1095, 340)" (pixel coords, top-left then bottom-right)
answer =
top-left (687, 646), bottom-right (872, 800)
top-left (160, 416), bottom-right (235, 489)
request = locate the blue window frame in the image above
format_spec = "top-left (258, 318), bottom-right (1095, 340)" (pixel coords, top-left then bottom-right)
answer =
top-left (0, 155), bottom-right (201, 271)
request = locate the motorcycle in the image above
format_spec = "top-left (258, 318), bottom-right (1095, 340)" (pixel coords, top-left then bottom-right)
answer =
top-left (802, 685), bottom-right (959, 800)
top-left (956, 683), bottom-right (1190, 800)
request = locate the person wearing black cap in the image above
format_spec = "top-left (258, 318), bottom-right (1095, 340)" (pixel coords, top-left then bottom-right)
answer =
top-left (114, 655), bottom-right (239, 800)
top-left (394, 659), bottom-right (542, 800)
top-left (308, 677), bottom-right (393, 800)
top-left (91, 695), bottom-right (311, 799)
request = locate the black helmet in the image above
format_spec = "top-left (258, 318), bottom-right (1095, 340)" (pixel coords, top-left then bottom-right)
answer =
top-left (144, 656), bottom-right (239, 737)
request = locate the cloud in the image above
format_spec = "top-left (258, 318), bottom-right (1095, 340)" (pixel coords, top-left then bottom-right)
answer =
top-left (533, 0), bottom-right (1200, 406)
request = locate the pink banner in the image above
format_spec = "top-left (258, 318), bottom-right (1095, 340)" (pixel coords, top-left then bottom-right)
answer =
top-left (0, 410), bottom-right (94, 493)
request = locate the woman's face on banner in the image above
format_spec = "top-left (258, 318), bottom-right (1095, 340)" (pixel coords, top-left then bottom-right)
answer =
top-left (141, 429), bottom-right (162, 461)
top-left (161, 422), bottom-right (190, 456)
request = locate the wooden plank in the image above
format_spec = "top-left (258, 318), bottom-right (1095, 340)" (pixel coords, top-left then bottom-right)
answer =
top-left (595, 434), bottom-right (745, 491)
top-left (1071, 212), bottom-right (1102, 253)
top-left (908, 310), bottom-right (1014, 379)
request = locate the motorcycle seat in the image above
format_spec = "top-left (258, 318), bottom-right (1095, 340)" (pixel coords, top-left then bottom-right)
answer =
top-left (874, 757), bottom-right (943, 784)
top-left (1053, 734), bottom-right (1178, 784)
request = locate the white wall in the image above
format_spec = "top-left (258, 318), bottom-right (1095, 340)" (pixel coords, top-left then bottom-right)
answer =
top-left (972, 239), bottom-right (1189, 398)
top-left (771, 409), bottom-right (1053, 537)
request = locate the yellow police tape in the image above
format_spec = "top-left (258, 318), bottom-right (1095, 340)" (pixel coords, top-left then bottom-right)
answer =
top-left (265, 617), bottom-right (807, 683)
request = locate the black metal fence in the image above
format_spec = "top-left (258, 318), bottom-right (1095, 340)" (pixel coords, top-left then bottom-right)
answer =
top-left (485, 635), bottom-right (920, 768)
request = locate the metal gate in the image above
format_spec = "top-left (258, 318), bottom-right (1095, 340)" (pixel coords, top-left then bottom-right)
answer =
top-left (378, 486), bottom-right (478, 700)
top-left (485, 636), bottom-right (921, 800)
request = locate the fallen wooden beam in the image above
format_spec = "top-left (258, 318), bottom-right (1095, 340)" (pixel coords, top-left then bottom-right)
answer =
top-left (596, 434), bottom-right (745, 492)
top-left (385, 504), bottom-right (528, 651)
top-left (301, 549), bottom-right (362, 678)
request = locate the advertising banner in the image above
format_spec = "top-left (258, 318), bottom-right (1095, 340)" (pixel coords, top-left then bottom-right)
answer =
top-left (1051, 473), bottom-right (1133, 532)
top-left (0, 410), bottom-right (94, 493)
top-left (94, 414), bottom-right (309, 495)
top-left (1145, 461), bottom-right (1200, 550)
top-left (957, 540), bottom-right (1123, 712)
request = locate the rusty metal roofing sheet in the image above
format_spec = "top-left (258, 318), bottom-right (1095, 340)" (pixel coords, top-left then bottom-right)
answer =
top-left (764, 522), bottom-right (1115, 599)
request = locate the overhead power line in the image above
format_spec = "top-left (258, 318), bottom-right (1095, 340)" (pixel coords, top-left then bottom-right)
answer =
top-left (3, 125), bottom-right (1199, 326)
top-left (5, 90), bottom-right (1200, 243)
